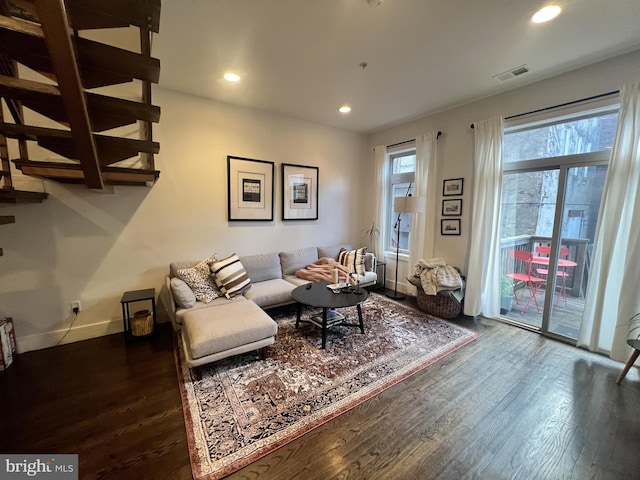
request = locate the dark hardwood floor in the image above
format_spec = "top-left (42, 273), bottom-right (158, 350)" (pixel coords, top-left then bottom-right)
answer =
top-left (2, 298), bottom-right (639, 480)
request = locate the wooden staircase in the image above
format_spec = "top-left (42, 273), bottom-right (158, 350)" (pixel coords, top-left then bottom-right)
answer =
top-left (0, 0), bottom-right (161, 197)
top-left (0, 0), bottom-right (161, 257)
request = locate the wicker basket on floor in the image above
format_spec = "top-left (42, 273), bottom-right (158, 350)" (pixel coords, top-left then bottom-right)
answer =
top-left (414, 283), bottom-right (462, 319)
top-left (132, 309), bottom-right (154, 336)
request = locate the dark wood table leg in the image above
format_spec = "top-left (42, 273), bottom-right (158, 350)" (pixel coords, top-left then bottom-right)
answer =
top-left (357, 303), bottom-right (365, 334)
top-left (322, 307), bottom-right (328, 349)
top-left (295, 302), bottom-right (301, 328)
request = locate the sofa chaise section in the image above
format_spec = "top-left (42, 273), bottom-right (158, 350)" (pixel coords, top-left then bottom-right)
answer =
top-left (181, 298), bottom-right (277, 369)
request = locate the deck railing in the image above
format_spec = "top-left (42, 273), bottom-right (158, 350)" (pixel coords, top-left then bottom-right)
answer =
top-left (500, 235), bottom-right (590, 297)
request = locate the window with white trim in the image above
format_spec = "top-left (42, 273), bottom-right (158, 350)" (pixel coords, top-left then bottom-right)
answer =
top-left (387, 149), bottom-right (416, 253)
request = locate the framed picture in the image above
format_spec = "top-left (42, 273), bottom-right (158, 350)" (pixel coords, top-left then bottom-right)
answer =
top-left (442, 199), bottom-right (462, 216)
top-left (227, 156), bottom-right (274, 221)
top-left (282, 163), bottom-right (318, 220)
top-left (443, 178), bottom-right (464, 196)
top-left (441, 219), bottom-right (461, 235)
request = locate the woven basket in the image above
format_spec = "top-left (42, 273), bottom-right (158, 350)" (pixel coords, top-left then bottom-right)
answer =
top-left (132, 309), bottom-right (154, 336)
top-left (416, 284), bottom-right (462, 319)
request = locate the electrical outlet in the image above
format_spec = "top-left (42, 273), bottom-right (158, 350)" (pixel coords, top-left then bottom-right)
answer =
top-left (71, 301), bottom-right (81, 312)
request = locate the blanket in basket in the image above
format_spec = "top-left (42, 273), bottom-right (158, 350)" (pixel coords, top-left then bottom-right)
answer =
top-left (414, 258), bottom-right (463, 296)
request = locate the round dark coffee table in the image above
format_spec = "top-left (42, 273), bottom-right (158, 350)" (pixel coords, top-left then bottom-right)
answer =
top-left (291, 281), bottom-right (368, 349)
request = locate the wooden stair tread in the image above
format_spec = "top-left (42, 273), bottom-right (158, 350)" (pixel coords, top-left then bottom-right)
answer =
top-left (0, 187), bottom-right (48, 203)
top-left (0, 75), bottom-right (160, 131)
top-left (13, 159), bottom-right (160, 186)
top-left (0, 15), bottom-right (160, 88)
top-left (0, 122), bottom-right (160, 165)
top-left (38, 135), bottom-right (159, 165)
top-left (4, 0), bottom-right (161, 33)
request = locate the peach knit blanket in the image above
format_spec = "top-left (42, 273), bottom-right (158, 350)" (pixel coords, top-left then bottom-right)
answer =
top-left (295, 257), bottom-right (355, 284)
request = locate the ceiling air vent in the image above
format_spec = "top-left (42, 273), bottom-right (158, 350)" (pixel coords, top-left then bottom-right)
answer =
top-left (493, 65), bottom-right (529, 82)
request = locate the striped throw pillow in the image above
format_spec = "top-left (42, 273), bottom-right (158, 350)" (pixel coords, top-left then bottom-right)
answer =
top-left (338, 247), bottom-right (367, 276)
top-left (209, 254), bottom-right (252, 299)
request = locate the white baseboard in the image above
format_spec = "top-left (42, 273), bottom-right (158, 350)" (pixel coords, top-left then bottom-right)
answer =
top-left (16, 319), bottom-right (124, 354)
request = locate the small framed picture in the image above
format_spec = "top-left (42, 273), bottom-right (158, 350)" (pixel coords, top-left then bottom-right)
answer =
top-left (442, 199), bottom-right (462, 216)
top-left (441, 219), bottom-right (461, 235)
top-left (443, 178), bottom-right (463, 196)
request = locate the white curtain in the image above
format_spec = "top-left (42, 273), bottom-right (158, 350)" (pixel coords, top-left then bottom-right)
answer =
top-left (408, 132), bottom-right (439, 288)
top-left (578, 81), bottom-right (640, 362)
top-left (372, 145), bottom-right (389, 261)
top-left (463, 117), bottom-right (504, 318)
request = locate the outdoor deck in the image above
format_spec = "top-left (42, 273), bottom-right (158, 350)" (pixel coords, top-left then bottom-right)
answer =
top-left (500, 234), bottom-right (590, 341)
top-left (502, 285), bottom-right (585, 340)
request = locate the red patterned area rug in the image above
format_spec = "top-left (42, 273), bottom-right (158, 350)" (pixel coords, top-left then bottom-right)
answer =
top-left (174, 293), bottom-right (479, 480)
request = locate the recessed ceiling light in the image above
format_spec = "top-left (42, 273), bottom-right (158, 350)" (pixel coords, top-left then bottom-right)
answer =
top-left (224, 72), bottom-right (241, 82)
top-left (532, 5), bottom-right (561, 23)
top-left (338, 106), bottom-right (351, 114)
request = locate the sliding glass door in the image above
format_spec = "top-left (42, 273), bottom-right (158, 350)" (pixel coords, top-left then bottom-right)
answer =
top-left (499, 105), bottom-right (617, 341)
top-left (501, 165), bottom-right (607, 339)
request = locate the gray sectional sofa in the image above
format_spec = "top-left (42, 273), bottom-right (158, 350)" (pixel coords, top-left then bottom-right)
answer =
top-left (162, 244), bottom-right (377, 373)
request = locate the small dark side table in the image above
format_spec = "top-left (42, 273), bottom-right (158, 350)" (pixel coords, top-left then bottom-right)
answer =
top-left (120, 288), bottom-right (156, 343)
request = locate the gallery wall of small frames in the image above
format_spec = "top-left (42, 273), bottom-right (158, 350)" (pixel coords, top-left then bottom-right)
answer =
top-left (441, 178), bottom-right (463, 235)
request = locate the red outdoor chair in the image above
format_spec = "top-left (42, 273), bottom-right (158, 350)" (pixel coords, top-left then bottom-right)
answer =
top-left (505, 249), bottom-right (545, 314)
top-left (534, 245), bottom-right (570, 305)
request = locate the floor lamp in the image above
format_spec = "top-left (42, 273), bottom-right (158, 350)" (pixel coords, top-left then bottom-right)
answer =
top-left (386, 195), bottom-right (425, 300)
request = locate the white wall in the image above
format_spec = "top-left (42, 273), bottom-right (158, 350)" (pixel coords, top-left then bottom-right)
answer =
top-left (0, 88), bottom-right (367, 352)
top-left (365, 49), bottom-right (640, 293)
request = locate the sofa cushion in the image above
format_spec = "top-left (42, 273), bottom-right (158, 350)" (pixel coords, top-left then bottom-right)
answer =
top-left (279, 247), bottom-right (319, 276)
top-left (170, 277), bottom-right (196, 309)
top-left (240, 252), bottom-right (282, 282)
top-left (338, 247), bottom-right (367, 276)
top-left (176, 255), bottom-right (220, 303)
top-left (283, 275), bottom-right (310, 287)
top-left (175, 296), bottom-right (246, 327)
top-left (182, 300), bottom-right (277, 360)
top-left (210, 253), bottom-right (252, 299)
top-left (352, 270), bottom-right (377, 287)
top-left (318, 244), bottom-right (353, 261)
top-left (244, 278), bottom-right (296, 308)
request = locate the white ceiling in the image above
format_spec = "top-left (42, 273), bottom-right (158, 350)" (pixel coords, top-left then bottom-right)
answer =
top-left (154, 0), bottom-right (640, 134)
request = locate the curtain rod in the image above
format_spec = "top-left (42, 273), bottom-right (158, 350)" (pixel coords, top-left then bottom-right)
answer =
top-left (470, 90), bottom-right (619, 129)
top-left (386, 131), bottom-right (441, 148)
